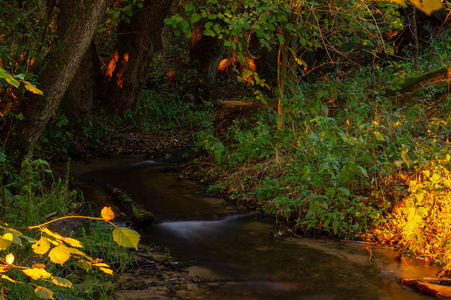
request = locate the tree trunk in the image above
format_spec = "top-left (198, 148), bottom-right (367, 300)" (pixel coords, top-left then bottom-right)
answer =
top-left (4, 0), bottom-right (110, 160)
top-left (58, 0), bottom-right (103, 125)
top-left (190, 32), bottom-right (225, 101)
top-left (104, 0), bottom-right (173, 115)
top-left (60, 42), bottom-right (101, 124)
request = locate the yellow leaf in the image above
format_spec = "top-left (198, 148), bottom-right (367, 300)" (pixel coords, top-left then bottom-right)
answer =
top-left (0, 237), bottom-right (12, 251)
top-left (1, 274), bottom-right (16, 283)
top-left (35, 286), bottom-right (54, 300)
top-left (62, 237), bottom-right (83, 248)
top-left (23, 268), bottom-right (52, 280)
top-left (112, 227), bottom-right (140, 250)
top-left (101, 206), bottom-right (115, 221)
top-left (5, 228), bottom-right (23, 237)
top-left (387, 0), bottom-right (442, 15)
top-left (32, 263), bottom-right (46, 269)
top-left (68, 247), bottom-right (90, 259)
top-left (92, 262), bottom-right (111, 268)
top-left (0, 266), bottom-right (11, 272)
top-left (48, 245), bottom-right (71, 265)
top-left (51, 276), bottom-right (72, 288)
top-left (5, 253), bottom-right (14, 265)
top-left (5, 231), bottom-right (22, 245)
top-left (43, 228), bottom-right (64, 241)
top-left (99, 267), bottom-right (113, 275)
top-left (23, 81), bottom-right (43, 95)
top-left (32, 237), bottom-right (51, 255)
top-left (409, 0), bottom-right (442, 15)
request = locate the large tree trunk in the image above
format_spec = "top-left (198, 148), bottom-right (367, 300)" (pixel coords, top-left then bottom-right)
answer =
top-left (4, 0), bottom-right (110, 160)
top-left (59, 0), bottom-right (103, 125)
top-left (60, 42), bottom-right (101, 125)
top-left (104, 0), bottom-right (173, 115)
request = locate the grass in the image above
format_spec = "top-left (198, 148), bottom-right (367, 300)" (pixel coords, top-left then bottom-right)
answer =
top-left (0, 151), bottom-right (135, 299)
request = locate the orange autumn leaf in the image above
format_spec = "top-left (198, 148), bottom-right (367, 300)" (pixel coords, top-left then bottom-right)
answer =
top-left (101, 206), bottom-right (115, 221)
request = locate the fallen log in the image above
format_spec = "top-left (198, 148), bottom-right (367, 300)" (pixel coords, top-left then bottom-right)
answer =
top-left (398, 277), bottom-right (451, 297)
top-left (384, 65), bottom-right (451, 96)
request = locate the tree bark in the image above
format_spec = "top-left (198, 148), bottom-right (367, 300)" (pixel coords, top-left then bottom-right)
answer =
top-left (4, 0), bottom-right (110, 160)
top-left (58, 0), bottom-right (103, 125)
top-left (190, 34), bottom-right (225, 101)
top-left (104, 0), bottom-right (173, 115)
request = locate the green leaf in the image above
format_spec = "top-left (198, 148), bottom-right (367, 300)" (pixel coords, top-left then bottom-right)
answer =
top-left (112, 227), bottom-right (140, 250)
top-left (401, 151), bottom-right (411, 167)
top-left (35, 286), bottom-right (54, 299)
top-left (373, 131), bottom-right (385, 142)
top-left (0, 67), bottom-right (20, 88)
top-left (190, 14), bottom-right (201, 23)
top-left (357, 166), bottom-right (368, 177)
top-left (338, 187), bottom-right (351, 196)
top-left (185, 4), bottom-right (195, 12)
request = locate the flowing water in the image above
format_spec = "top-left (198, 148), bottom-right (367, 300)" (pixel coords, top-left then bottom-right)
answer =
top-left (58, 154), bottom-right (440, 300)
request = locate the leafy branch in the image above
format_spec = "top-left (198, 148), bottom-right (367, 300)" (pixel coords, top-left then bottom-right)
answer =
top-left (0, 206), bottom-right (140, 299)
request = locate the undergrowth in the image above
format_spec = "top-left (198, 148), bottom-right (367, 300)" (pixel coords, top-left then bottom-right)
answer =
top-left (194, 60), bottom-right (451, 267)
top-left (0, 150), bottom-right (132, 299)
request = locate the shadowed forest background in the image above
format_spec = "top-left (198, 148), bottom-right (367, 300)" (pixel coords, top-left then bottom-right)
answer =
top-left (2, 0), bottom-right (451, 298)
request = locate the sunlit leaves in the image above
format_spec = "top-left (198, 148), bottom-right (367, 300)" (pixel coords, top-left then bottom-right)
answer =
top-left (0, 67), bottom-right (43, 95)
top-left (0, 236), bottom-right (12, 251)
top-left (386, 0), bottom-right (442, 15)
top-left (23, 268), bottom-right (52, 280)
top-left (48, 245), bottom-right (71, 265)
top-left (93, 262), bottom-right (113, 275)
top-left (0, 206), bottom-right (138, 298)
top-left (112, 227), bottom-right (140, 250)
top-left (5, 254), bottom-right (14, 265)
top-left (32, 237), bottom-right (51, 255)
top-left (101, 206), bottom-right (115, 221)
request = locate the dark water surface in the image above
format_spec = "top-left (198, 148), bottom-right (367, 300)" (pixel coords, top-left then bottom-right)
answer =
top-left (57, 154), bottom-right (439, 300)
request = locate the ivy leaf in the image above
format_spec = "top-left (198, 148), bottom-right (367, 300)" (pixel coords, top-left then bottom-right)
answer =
top-left (34, 286), bottom-right (54, 300)
top-left (112, 227), bottom-right (140, 250)
top-left (101, 206), bottom-right (115, 221)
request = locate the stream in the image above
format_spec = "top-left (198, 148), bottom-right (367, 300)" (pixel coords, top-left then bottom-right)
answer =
top-left (57, 154), bottom-right (440, 300)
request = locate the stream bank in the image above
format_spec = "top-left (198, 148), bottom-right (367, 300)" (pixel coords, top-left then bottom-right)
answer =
top-left (55, 153), bottom-right (443, 299)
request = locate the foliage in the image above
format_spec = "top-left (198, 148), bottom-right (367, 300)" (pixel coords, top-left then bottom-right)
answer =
top-left (0, 206), bottom-right (140, 299)
top-left (389, 0), bottom-right (442, 15)
top-left (194, 48), bottom-right (451, 251)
